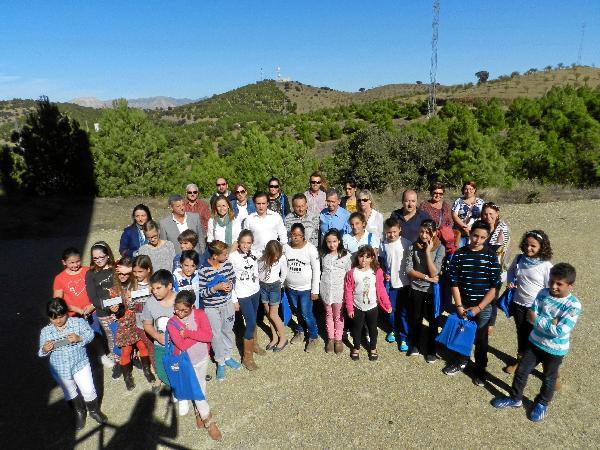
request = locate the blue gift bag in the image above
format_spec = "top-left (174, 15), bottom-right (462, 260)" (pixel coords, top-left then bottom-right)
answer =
top-left (432, 283), bottom-right (441, 319)
top-left (162, 319), bottom-right (205, 401)
top-left (498, 255), bottom-right (522, 318)
top-left (281, 290), bottom-right (292, 326)
top-left (108, 320), bottom-right (122, 357)
top-left (435, 313), bottom-right (477, 357)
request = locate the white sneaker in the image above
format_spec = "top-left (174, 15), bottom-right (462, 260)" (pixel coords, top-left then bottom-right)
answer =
top-left (177, 399), bottom-right (190, 416)
top-left (101, 355), bottom-right (115, 368)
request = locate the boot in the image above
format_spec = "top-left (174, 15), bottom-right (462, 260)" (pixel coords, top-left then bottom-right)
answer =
top-left (334, 340), bottom-right (344, 354)
top-left (86, 398), bottom-right (108, 425)
top-left (242, 338), bottom-right (258, 371)
top-left (122, 362), bottom-right (135, 391)
top-left (196, 412), bottom-right (222, 441)
top-left (69, 395), bottom-right (87, 431)
top-left (503, 355), bottom-right (521, 375)
top-left (252, 329), bottom-right (266, 355)
top-left (140, 356), bottom-right (161, 393)
top-left (325, 339), bottom-right (334, 353)
top-left (111, 363), bottom-right (122, 380)
top-left (555, 375), bottom-right (562, 391)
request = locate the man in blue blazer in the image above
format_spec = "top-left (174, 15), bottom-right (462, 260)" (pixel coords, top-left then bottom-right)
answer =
top-left (159, 195), bottom-right (206, 254)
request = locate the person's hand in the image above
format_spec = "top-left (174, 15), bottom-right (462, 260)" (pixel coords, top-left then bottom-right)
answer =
top-left (430, 275), bottom-right (439, 283)
top-left (109, 305), bottom-right (119, 313)
top-left (348, 311), bottom-right (354, 319)
top-left (230, 242), bottom-right (239, 253)
top-left (42, 341), bottom-right (54, 353)
top-left (179, 328), bottom-right (186, 338)
top-left (384, 274), bottom-right (391, 282)
top-left (507, 282), bottom-right (517, 289)
top-left (234, 303), bottom-right (240, 312)
top-left (425, 239), bottom-right (435, 253)
top-left (311, 294), bottom-right (319, 301)
top-left (467, 306), bottom-right (479, 317)
top-left (527, 310), bottom-right (537, 323)
top-left (66, 333), bottom-right (81, 343)
top-left (216, 282), bottom-right (232, 293)
top-left (83, 304), bottom-right (95, 315)
top-left (157, 333), bottom-right (165, 346)
top-left (456, 305), bottom-right (467, 318)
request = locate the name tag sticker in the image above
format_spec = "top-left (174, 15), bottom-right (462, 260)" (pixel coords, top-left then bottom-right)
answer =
top-left (103, 296), bottom-right (122, 308)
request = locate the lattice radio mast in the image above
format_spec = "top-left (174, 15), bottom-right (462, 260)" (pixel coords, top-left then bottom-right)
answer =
top-left (428, 0), bottom-right (440, 118)
top-left (577, 22), bottom-right (585, 66)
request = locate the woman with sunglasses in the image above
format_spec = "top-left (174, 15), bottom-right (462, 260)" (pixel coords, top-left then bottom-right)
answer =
top-left (267, 177), bottom-right (290, 220)
top-left (231, 183), bottom-right (256, 224)
top-left (357, 189), bottom-right (384, 241)
top-left (419, 182), bottom-right (455, 254)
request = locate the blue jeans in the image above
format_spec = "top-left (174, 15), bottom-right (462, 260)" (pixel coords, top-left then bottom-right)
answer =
top-left (260, 281), bottom-right (282, 305)
top-left (286, 288), bottom-right (318, 339)
top-left (238, 291), bottom-right (260, 340)
top-left (388, 286), bottom-right (410, 342)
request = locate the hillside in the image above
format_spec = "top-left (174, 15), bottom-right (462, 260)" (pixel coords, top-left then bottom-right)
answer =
top-left (70, 96), bottom-right (197, 110)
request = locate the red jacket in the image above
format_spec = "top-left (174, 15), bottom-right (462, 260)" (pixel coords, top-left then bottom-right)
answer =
top-left (343, 267), bottom-right (392, 316)
top-left (166, 309), bottom-right (212, 355)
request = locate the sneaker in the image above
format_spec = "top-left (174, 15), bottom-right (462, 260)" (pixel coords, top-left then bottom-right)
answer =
top-left (529, 402), bottom-right (548, 422)
top-left (442, 362), bottom-right (466, 376)
top-left (385, 332), bottom-right (396, 343)
top-left (177, 399), bottom-right (190, 416)
top-left (101, 355), bottom-right (115, 368)
top-left (426, 354), bottom-right (437, 364)
top-left (305, 338), bottom-right (319, 353)
top-left (290, 332), bottom-right (304, 345)
top-left (216, 364), bottom-right (226, 382)
top-left (224, 358), bottom-right (242, 370)
top-left (491, 397), bottom-right (522, 409)
top-left (407, 347), bottom-right (421, 357)
top-left (399, 341), bottom-right (409, 352)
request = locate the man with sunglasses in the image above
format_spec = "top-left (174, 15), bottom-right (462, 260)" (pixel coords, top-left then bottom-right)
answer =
top-left (266, 177), bottom-right (290, 220)
top-left (303, 171), bottom-right (327, 216)
top-left (209, 177), bottom-right (236, 208)
top-left (183, 183), bottom-right (210, 233)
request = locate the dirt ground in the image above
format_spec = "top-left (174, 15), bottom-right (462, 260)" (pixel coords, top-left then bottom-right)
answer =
top-left (1, 197), bottom-right (598, 449)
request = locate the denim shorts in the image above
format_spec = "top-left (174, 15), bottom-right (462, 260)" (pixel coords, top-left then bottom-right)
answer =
top-left (259, 281), bottom-right (282, 305)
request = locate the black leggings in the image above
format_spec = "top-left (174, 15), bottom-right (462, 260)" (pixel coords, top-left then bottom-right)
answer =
top-left (407, 289), bottom-right (438, 355)
top-left (351, 308), bottom-right (378, 351)
top-left (511, 302), bottom-right (534, 356)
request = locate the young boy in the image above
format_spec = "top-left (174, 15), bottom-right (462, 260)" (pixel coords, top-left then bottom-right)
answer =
top-left (173, 229), bottom-right (199, 271)
top-left (39, 298), bottom-right (108, 430)
top-left (492, 263), bottom-right (581, 422)
top-left (379, 217), bottom-right (412, 351)
top-left (172, 250), bottom-right (202, 308)
top-left (443, 220), bottom-right (501, 385)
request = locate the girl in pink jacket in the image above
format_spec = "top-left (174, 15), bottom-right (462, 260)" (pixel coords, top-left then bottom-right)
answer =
top-left (344, 245), bottom-right (392, 361)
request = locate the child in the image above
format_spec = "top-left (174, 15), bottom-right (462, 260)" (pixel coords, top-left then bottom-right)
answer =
top-left (443, 221), bottom-right (501, 386)
top-left (492, 263), bottom-right (581, 422)
top-left (130, 256), bottom-right (157, 367)
top-left (344, 245), bottom-right (392, 361)
top-left (39, 298), bottom-right (108, 430)
top-left (379, 218), bottom-right (412, 352)
top-left (53, 247), bottom-right (95, 318)
top-left (342, 212), bottom-right (380, 255)
top-left (229, 230), bottom-right (263, 371)
top-left (173, 230), bottom-right (199, 271)
top-left (320, 230), bottom-right (351, 354)
top-left (167, 291), bottom-right (222, 440)
top-left (258, 239), bottom-right (288, 351)
top-left (198, 240), bottom-right (240, 381)
top-left (503, 230), bottom-right (553, 374)
top-left (173, 250), bottom-right (202, 308)
top-left (406, 219), bottom-right (445, 362)
top-left (138, 220), bottom-right (177, 273)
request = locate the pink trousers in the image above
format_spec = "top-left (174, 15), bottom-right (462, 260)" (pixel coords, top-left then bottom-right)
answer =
top-left (324, 303), bottom-right (344, 341)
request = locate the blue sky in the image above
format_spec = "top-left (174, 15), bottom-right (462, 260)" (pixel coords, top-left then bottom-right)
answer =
top-left (1, 0), bottom-right (598, 101)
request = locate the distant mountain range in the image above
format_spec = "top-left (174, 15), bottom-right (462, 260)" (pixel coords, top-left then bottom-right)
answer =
top-left (70, 96), bottom-right (199, 110)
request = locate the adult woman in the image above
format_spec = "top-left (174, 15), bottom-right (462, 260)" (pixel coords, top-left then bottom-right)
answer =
top-left (451, 181), bottom-right (484, 248)
top-left (418, 182), bottom-right (454, 254)
top-left (231, 183), bottom-right (256, 224)
top-left (207, 195), bottom-right (241, 251)
top-left (357, 189), bottom-right (384, 240)
top-left (119, 204), bottom-right (152, 258)
top-left (138, 221), bottom-right (177, 273)
top-left (340, 179), bottom-right (358, 213)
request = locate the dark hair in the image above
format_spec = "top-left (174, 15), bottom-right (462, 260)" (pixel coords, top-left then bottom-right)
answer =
top-left (89, 241), bottom-right (116, 271)
top-left (292, 193), bottom-right (307, 203)
top-left (482, 201), bottom-right (500, 213)
top-left (353, 245), bottom-right (379, 271)
top-left (61, 247), bottom-right (81, 261)
top-left (117, 256), bottom-right (134, 267)
top-left (180, 250), bottom-right (200, 265)
top-left (238, 229), bottom-right (254, 243)
top-left (178, 229), bottom-right (199, 247)
top-left (132, 255), bottom-right (153, 290)
top-left (47, 298), bottom-right (68, 319)
top-left (211, 194), bottom-right (235, 220)
top-left (131, 204), bottom-right (152, 226)
top-left (175, 290), bottom-right (196, 308)
top-left (345, 179), bottom-right (357, 189)
top-left (290, 223), bottom-right (305, 238)
top-left (384, 217), bottom-right (401, 230)
top-left (429, 182), bottom-right (445, 193)
top-left (550, 263), bottom-right (576, 285)
top-left (420, 219), bottom-right (438, 233)
top-left (207, 240), bottom-right (228, 256)
top-left (168, 195), bottom-right (184, 206)
top-left (320, 229), bottom-right (348, 258)
top-left (349, 212), bottom-right (366, 225)
top-left (520, 230), bottom-right (553, 261)
top-left (268, 176), bottom-right (280, 186)
top-left (149, 269), bottom-right (173, 288)
top-left (253, 191), bottom-right (268, 202)
top-left (462, 181), bottom-right (477, 193)
top-left (470, 220), bottom-right (491, 235)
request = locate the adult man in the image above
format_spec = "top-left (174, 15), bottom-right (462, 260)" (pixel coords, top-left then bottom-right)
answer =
top-left (243, 192), bottom-right (288, 257)
top-left (159, 195), bottom-right (206, 254)
top-left (266, 177), bottom-right (290, 219)
top-left (303, 171), bottom-right (326, 217)
top-left (319, 188), bottom-right (351, 241)
top-left (183, 183), bottom-right (210, 233)
top-left (285, 193), bottom-right (320, 247)
top-left (390, 190), bottom-right (429, 243)
top-left (209, 177), bottom-right (236, 208)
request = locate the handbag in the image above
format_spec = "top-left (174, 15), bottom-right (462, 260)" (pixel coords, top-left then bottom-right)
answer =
top-left (435, 313), bottom-right (477, 357)
top-left (498, 255), bottom-right (522, 318)
top-left (281, 290), bottom-right (292, 325)
top-left (162, 319), bottom-right (205, 401)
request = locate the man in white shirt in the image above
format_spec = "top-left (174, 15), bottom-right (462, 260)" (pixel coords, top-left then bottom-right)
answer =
top-left (159, 195), bottom-right (206, 254)
top-left (242, 192), bottom-right (288, 258)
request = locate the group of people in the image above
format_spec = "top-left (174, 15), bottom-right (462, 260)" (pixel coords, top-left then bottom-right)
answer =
top-left (40, 173), bottom-right (582, 441)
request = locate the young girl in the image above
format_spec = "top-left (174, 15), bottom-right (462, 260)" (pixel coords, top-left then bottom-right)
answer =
top-left (198, 240), bottom-right (240, 381)
top-left (207, 195), bottom-right (242, 251)
top-left (173, 250), bottom-right (202, 308)
top-left (167, 291), bottom-right (222, 441)
top-left (342, 212), bottom-right (380, 256)
top-left (320, 230), bottom-right (351, 354)
top-left (229, 230), bottom-right (263, 371)
top-left (344, 245), bottom-right (392, 361)
top-left (503, 230), bottom-right (553, 374)
top-left (53, 247), bottom-right (95, 318)
top-left (85, 241), bottom-right (121, 373)
top-left (138, 220), bottom-right (177, 273)
top-left (130, 255), bottom-right (156, 367)
top-left (39, 298), bottom-right (108, 430)
top-left (406, 219), bottom-right (446, 362)
top-left (258, 239), bottom-right (288, 352)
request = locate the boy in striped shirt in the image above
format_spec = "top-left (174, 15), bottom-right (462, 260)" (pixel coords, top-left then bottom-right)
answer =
top-left (492, 263), bottom-right (581, 422)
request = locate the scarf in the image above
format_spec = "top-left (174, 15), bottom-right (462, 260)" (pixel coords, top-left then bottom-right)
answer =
top-left (520, 256), bottom-right (543, 269)
top-left (214, 215), bottom-right (233, 246)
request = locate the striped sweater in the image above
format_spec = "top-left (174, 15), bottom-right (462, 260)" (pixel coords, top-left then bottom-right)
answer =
top-left (449, 246), bottom-right (501, 306)
top-left (197, 260), bottom-right (235, 308)
top-left (529, 288), bottom-right (581, 356)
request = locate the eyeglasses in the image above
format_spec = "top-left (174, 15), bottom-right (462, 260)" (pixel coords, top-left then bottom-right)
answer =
top-left (359, 198), bottom-right (370, 202)
top-left (92, 255), bottom-right (108, 261)
top-left (310, 180), bottom-right (321, 185)
top-left (235, 190), bottom-right (246, 195)
top-left (269, 185), bottom-right (279, 189)
top-left (216, 183), bottom-right (226, 187)
top-left (187, 191), bottom-right (198, 194)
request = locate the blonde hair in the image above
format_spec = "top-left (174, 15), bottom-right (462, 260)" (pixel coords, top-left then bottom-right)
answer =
top-left (357, 189), bottom-right (376, 210)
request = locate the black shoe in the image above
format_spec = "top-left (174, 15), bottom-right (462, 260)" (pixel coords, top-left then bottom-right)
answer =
top-left (140, 356), bottom-right (156, 384)
top-left (133, 357), bottom-right (142, 370)
top-left (473, 370), bottom-right (487, 387)
top-left (69, 395), bottom-right (87, 431)
top-left (86, 399), bottom-right (108, 425)
top-left (205, 374), bottom-right (212, 382)
top-left (122, 363), bottom-right (135, 391)
top-left (426, 354), bottom-right (437, 364)
top-left (111, 363), bottom-right (122, 380)
top-left (443, 362), bottom-right (466, 376)
top-left (407, 347), bottom-right (421, 357)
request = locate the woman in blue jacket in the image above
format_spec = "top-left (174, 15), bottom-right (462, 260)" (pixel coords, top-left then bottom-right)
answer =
top-left (119, 204), bottom-right (153, 257)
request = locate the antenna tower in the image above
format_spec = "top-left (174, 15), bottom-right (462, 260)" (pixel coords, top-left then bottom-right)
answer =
top-left (577, 22), bottom-right (585, 66)
top-left (428, 0), bottom-right (440, 118)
